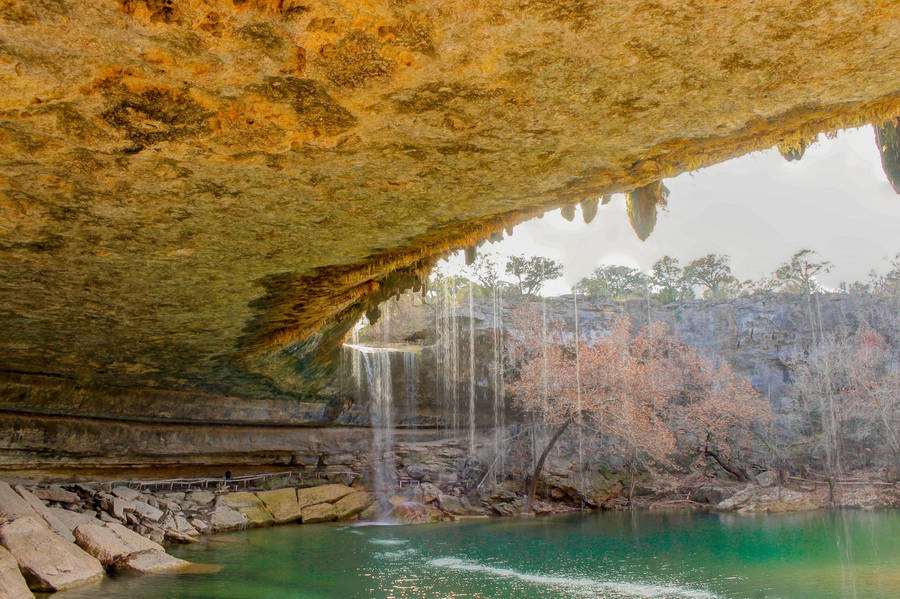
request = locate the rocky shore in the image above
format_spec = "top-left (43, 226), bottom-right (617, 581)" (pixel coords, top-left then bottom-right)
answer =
top-left (1, 467), bottom-right (897, 597)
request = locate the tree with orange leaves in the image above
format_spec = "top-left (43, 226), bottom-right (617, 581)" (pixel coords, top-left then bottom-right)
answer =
top-left (507, 303), bottom-right (771, 512)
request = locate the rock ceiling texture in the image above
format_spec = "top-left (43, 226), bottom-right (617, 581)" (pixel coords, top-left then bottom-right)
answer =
top-left (0, 0), bottom-right (898, 402)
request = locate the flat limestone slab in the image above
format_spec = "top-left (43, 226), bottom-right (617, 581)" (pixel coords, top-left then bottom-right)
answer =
top-left (112, 550), bottom-right (188, 575)
top-left (0, 517), bottom-right (104, 592)
top-left (332, 492), bottom-right (373, 520)
top-left (255, 489), bottom-right (301, 524)
top-left (300, 503), bottom-right (337, 524)
top-left (0, 483), bottom-right (39, 523)
top-left (209, 505), bottom-right (247, 532)
top-left (73, 524), bottom-right (133, 566)
top-left (296, 485), bottom-right (355, 509)
top-left (34, 486), bottom-right (79, 504)
top-left (14, 486), bottom-right (75, 543)
top-left (48, 507), bottom-right (104, 535)
top-left (218, 493), bottom-right (274, 527)
top-left (0, 546), bottom-right (33, 599)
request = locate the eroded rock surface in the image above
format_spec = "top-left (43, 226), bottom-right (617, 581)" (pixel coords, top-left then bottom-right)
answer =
top-left (0, 0), bottom-right (897, 403)
top-left (0, 545), bottom-right (32, 599)
top-left (0, 517), bottom-right (104, 592)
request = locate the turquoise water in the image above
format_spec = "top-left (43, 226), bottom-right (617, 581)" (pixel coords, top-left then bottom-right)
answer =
top-left (59, 510), bottom-right (899, 599)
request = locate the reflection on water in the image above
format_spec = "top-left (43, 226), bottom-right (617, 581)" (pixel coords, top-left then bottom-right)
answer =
top-left (57, 509), bottom-right (899, 599)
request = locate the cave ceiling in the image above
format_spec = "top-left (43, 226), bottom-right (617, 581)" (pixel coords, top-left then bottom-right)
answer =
top-left (0, 0), bottom-right (898, 401)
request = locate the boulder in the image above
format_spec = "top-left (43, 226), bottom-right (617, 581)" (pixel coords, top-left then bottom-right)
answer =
top-left (0, 483), bottom-right (39, 522)
top-left (256, 488), bottom-right (301, 524)
top-left (186, 491), bottom-right (216, 506)
top-left (420, 483), bottom-right (441, 504)
top-left (392, 502), bottom-right (443, 524)
top-left (47, 507), bottom-right (103, 535)
top-left (296, 485), bottom-right (355, 509)
top-left (112, 550), bottom-right (188, 574)
top-left (173, 514), bottom-right (199, 536)
top-left (34, 486), bottom-right (79, 504)
top-left (437, 494), bottom-right (466, 515)
top-left (123, 500), bottom-right (164, 523)
top-left (73, 524), bottom-right (134, 566)
top-left (13, 486), bottom-right (75, 542)
top-left (164, 529), bottom-right (198, 544)
top-left (99, 495), bottom-right (127, 522)
top-left (73, 521), bottom-right (167, 567)
top-left (717, 485), bottom-right (819, 513)
top-left (0, 545), bottom-right (33, 599)
top-left (105, 522), bottom-right (164, 553)
top-left (692, 485), bottom-right (734, 505)
top-left (300, 503), bottom-right (337, 524)
top-left (111, 487), bottom-right (141, 502)
top-left (189, 518), bottom-right (209, 533)
top-left (209, 505), bottom-right (247, 532)
top-left (0, 517), bottom-right (104, 592)
top-left (332, 492), bottom-right (373, 520)
top-left (218, 493), bottom-right (274, 527)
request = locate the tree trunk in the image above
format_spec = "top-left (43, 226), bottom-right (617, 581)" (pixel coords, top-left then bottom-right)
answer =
top-left (704, 441), bottom-right (751, 483)
top-left (524, 417), bottom-right (573, 514)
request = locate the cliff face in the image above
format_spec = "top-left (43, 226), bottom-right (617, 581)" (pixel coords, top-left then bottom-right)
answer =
top-left (3, 292), bottom-right (895, 476)
top-left (358, 291), bottom-right (900, 425)
top-left (0, 1), bottom-right (898, 404)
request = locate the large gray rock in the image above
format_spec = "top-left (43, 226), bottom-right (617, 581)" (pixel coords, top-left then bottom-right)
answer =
top-left (0, 545), bottom-right (33, 599)
top-left (104, 522), bottom-right (164, 554)
top-left (73, 524), bottom-right (133, 566)
top-left (218, 493), bottom-right (273, 527)
top-left (111, 487), bottom-right (141, 502)
top-left (33, 486), bottom-right (79, 504)
top-left (13, 486), bottom-right (75, 543)
top-left (0, 517), bottom-right (104, 592)
top-left (0, 483), bottom-right (39, 522)
top-left (300, 503), bottom-right (337, 524)
top-left (124, 500), bottom-right (164, 523)
top-left (47, 507), bottom-right (103, 535)
top-left (186, 490), bottom-right (216, 506)
top-left (74, 522), bottom-right (167, 566)
top-left (210, 505), bottom-right (247, 532)
top-left (256, 488), bottom-right (300, 524)
top-left (112, 550), bottom-right (188, 575)
top-left (332, 492), bottom-right (373, 520)
top-left (437, 494), bottom-right (466, 515)
top-left (99, 495), bottom-right (127, 522)
top-left (296, 485), bottom-right (355, 509)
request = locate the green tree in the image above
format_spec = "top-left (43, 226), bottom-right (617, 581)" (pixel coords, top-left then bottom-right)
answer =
top-left (774, 249), bottom-right (832, 295)
top-left (505, 255), bottom-right (563, 296)
top-left (576, 265), bottom-right (647, 300)
top-left (683, 254), bottom-right (739, 299)
top-left (466, 254), bottom-right (504, 294)
top-left (648, 256), bottom-right (693, 304)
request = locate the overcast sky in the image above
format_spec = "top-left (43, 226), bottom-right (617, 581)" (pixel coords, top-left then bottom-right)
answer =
top-left (440, 126), bottom-right (899, 296)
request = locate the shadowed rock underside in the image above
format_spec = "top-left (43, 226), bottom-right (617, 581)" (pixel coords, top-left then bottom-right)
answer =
top-left (0, 0), bottom-right (898, 401)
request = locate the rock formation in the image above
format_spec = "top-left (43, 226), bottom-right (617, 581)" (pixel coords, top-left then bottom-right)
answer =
top-left (0, 1), bottom-right (897, 406)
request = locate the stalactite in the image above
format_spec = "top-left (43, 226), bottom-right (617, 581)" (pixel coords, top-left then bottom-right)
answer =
top-left (626, 180), bottom-right (669, 241)
top-left (874, 117), bottom-right (900, 194)
top-left (580, 197), bottom-right (599, 224)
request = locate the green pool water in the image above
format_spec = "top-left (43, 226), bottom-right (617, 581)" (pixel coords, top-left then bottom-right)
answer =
top-left (58, 509), bottom-right (899, 599)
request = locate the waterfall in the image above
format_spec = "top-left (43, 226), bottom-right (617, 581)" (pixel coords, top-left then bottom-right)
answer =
top-left (350, 346), bottom-right (397, 517)
top-left (403, 351), bottom-right (418, 429)
top-left (468, 283), bottom-right (476, 454)
top-left (350, 328), bottom-right (362, 398)
top-left (435, 281), bottom-right (460, 434)
top-left (491, 285), bottom-right (503, 481)
top-left (573, 292), bottom-right (586, 510)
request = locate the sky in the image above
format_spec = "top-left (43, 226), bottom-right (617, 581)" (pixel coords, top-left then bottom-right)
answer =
top-left (439, 126), bottom-right (899, 296)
